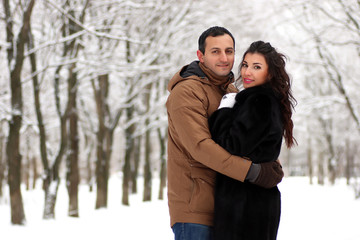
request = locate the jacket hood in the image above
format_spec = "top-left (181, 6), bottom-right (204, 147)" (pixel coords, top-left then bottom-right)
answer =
top-left (168, 61), bottom-right (210, 92)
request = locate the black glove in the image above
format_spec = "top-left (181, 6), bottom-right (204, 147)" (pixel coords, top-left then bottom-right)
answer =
top-left (246, 161), bottom-right (284, 189)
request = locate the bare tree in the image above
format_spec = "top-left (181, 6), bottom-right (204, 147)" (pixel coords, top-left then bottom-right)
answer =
top-left (121, 0), bottom-right (196, 204)
top-left (65, 0), bottom-right (90, 218)
top-left (280, 0), bottom-right (360, 182)
top-left (3, 0), bottom-right (35, 225)
top-left (92, 74), bottom-right (122, 208)
top-left (26, 0), bottom-right (89, 219)
top-left (83, 2), bottom-right (125, 209)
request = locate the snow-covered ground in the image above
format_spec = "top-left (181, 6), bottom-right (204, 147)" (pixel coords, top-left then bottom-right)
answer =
top-left (1, 176), bottom-right (359, 240)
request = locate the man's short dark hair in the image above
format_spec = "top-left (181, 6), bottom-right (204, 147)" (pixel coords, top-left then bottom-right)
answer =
top-left (198, 26), bottom-right (235, 54)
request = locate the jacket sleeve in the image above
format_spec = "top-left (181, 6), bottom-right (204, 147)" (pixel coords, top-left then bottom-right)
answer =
top-left (167, 81), bottom-right (251, 182)
top-left (209, 92), bottom-right (282, 163)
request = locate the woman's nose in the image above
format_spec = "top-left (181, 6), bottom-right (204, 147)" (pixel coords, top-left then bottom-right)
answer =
top-left (244, 67), bottom-right (251, 75)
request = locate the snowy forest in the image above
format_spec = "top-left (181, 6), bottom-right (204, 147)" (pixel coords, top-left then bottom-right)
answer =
top-left (0, 0), bottom-right (359, 228)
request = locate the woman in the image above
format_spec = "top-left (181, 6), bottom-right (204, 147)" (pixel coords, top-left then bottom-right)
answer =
top-left (209, 41), bottom-right (296, 240)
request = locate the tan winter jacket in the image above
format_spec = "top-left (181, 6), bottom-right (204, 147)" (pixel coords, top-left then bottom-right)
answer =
top-left (166, 62), bottom-right (252, 227)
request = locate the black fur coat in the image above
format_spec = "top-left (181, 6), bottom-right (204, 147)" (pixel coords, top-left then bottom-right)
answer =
top-left (208, 84), bottom-right (283, 240)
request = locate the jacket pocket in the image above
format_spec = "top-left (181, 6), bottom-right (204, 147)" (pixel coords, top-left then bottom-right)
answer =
top-left (189, 166), bottom-right (215, 214)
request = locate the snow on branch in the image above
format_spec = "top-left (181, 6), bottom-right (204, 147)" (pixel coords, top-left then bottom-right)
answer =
top-left (24, 30), bottom-right (86, 57)
top-left (44, 0), bottom-right (149, 44)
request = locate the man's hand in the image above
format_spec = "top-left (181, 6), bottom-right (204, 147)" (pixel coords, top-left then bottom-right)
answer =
top-left (218, 93), bottom-right (237, 109)
top-left (246, 161), bottom-right (284, 189)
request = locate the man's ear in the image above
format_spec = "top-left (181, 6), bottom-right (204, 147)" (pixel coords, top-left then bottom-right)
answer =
top-left (197, 50), bottom-right (204, 63)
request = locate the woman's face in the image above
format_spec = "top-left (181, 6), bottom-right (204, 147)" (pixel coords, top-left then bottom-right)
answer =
top-left (240, 53), bottom-right (269, 88)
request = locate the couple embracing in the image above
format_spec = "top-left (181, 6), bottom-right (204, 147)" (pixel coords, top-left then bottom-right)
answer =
top-left (166, 26), bottom-right (296, 240)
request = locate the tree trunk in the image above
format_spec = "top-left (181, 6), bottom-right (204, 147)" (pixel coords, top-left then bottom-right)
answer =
top-left (157, 128), bottom-right (167, 200)
top-left (318, 117), bottom-right (336, 184)
top-left (3, 0), bottom-right (35, 225)
top-left (326, 133), bottom-right (336, 185)
top-left (64, 1), bottom-right (89, 215)
top-left (42, 1), bottom-right (89, 218)
top-left (0, 133), bottom-right (5, 198)
top-left (93, 74), bottom-right (113, 209)
top-left (42, 114), bottom-right (67, 219)
top-left (317, 151), bottom-right (325, 185)
top-left (345, 139), bottom-right (353, 185)
top-left (95, 129), bottom-right (108, 209)
top-left (122, 106), bottom-right (136, 206)
top-left (92, 72), bottom-right (121, 208)
top-left (66, 63), bottom-right (79, 217)
top-left (43, 175), bottom-right (60, 219)
top-left (6, 126), bottom-right (25, 224)
top-left (84, 133), bottom-right (95, 192)
top-left (27, 22), bottom-right (66, 219)
top-left (24, 137), bottom-right (30, 191)
top-left (307, 138), bottom-right (313, 185)
top-left (131, 136), bottom-right (141, 194)
top-left (143, 127), bottom-right (152, 202)
top-left (41, 57), bottom-right (70, 219)
top-left (143, 81), bottom-right (153, 202)
top-left (31, 156), bottom-right (38, 190)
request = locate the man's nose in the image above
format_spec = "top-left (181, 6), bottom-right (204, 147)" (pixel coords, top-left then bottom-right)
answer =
top-left (219, 52), bottom-right (228, 62)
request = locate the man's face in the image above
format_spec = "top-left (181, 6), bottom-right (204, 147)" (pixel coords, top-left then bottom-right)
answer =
top-left (197, 34), bottom-right (235, 77)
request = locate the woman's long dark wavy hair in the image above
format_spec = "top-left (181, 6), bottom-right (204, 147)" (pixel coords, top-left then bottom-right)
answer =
top-left (238, 41), bottom-right (297, 148)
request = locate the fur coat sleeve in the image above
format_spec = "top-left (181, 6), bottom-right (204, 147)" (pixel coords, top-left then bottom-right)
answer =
top-left (208, 85), bottom-right (283, 163)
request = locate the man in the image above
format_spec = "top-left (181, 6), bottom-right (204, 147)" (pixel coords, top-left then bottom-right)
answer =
top-left (166, 26), bottom-right (284, 240)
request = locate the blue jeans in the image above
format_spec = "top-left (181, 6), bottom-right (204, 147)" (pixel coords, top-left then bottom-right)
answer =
top-left (172, 223), bottom-right (213, 240)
